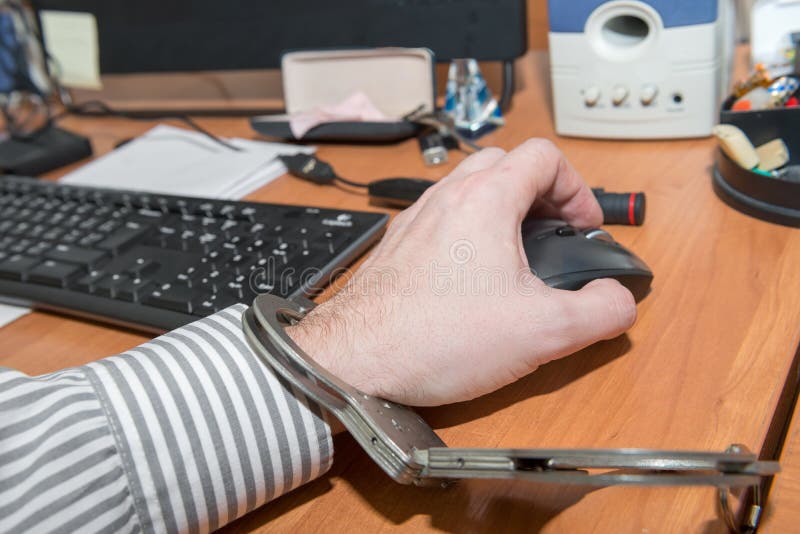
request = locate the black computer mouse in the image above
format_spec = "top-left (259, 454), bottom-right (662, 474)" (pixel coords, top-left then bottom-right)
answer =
top-left (521, 219), bottom-right (653, 301)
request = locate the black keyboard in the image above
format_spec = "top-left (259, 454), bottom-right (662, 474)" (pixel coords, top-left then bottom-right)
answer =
top-left (0, 176), bottom-right (388, 331)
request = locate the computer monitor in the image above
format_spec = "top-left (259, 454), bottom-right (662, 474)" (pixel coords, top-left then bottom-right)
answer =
top-left (32, 0), bottom-right (527, 113)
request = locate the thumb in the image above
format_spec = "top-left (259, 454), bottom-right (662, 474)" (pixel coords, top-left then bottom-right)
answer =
top-left (531, 278), bottom-right (637, 364)
top-left (569, 278), bottom-right (638, 339)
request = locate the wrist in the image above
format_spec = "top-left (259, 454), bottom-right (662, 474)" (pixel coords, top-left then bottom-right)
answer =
top-left (285, 299), bottom-right (378, 435)
top-left (285, 297), bottom-right (385, 398)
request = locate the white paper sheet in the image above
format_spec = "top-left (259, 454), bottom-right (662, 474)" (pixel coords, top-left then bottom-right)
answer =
top-left (59, 124), bottom-right (314, 199)
top-left (0, 303), bottom-right (30, 329)
top-left (39, 10), bottom-right (102, 90)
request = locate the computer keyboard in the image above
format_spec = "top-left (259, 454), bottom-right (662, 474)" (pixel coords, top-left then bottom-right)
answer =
top-left (0, 176), bottom-right (388, 331)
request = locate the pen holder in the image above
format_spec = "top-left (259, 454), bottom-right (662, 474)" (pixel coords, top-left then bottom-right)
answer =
top-left (712, 89), bottom-right (800, 227)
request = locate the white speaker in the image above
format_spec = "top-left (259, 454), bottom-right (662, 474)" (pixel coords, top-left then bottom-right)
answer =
top-left (548, 0), bottom-right (736, 139)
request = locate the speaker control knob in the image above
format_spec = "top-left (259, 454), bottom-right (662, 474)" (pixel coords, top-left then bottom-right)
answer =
top-left (640, 85), bottom-right (658, 106)
top-left (612, 85), bottom-right (629, 106)
top-left (584, 86), bottom-right (601, 107)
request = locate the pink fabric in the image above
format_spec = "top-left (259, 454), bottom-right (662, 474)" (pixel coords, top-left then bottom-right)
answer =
top-left (289, 91), bottom-right (389, 138)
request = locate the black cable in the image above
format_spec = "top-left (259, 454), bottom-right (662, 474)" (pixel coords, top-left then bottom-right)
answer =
top-left (332, 175), bottom-right (369, 189)
top-left (61, 100), bottom-right (242, 152)
top-left (279, 153), bottom-right (367, 188)
top-left (498, 60), bottom-right (514, 113)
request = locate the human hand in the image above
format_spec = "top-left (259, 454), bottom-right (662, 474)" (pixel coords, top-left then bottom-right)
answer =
top-left (288, 139), bottom-right (637, 406)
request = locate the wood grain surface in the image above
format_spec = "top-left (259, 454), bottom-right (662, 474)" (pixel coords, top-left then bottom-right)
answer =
top-left (1, 44), bottom-right (798, 532)
top-left (762, 394), bottom-right (800, 532)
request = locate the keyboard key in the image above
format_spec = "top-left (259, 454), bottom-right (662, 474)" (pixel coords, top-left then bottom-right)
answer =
top-left (79, 232), bottom-right (105, 247)
top-left (317, 230), bottom-right (351, 254)
top-left (197, 232), bottom-right (220, 253)
top-left (45, 244), bottom-right (108, 267)
top-left (195, 201), bottom-right (222, 217)
top-left (75, 204), bottom-right (95, 216)
top-left (96, 220), bottom-right (120, 233)
top-left (284, 226), bottom-right (318, 243)
top-left (228, 253), bottom-right (255, 274)
top-left (28, 260), bottom-right (84, 287)
top-left (250, 268), bottom-right (276, 293)
top-left (0, 255), bottom-right (40, 280)
top-left (41, 228), bottom-right (65, 241)
top-left (271, 242), bottom-right (299, 264)
top-left (29, 211), bottom-right (49, 224)
top-left (8, 222), bottom-right (31, 237)
top-left (97, 222), bottom-right (150, 254)
top-left (191, 292), bottom-right (229, 316)
top-left (28, 224), bottom-right (48, 239)
top-left (143, 284), bottom-right (195, 313)
top-left (220, 219), bottom-right (240, 236)
top-left (59, 230), bottom-right (83, 244)
top-left (74, 270), bottom-right (106, 293)
top-left (116, 277), bottom-right (153, 302)
top-left (201, 249), bottom-right (231, 269)
top-left (184, 264), bottom-right (211, 282)
top-left (78, 217), bottom-right (100, 230)
top-left (137, 208), bottom-right (165, 220)
top-left (26, 242), bottom-right (51, 257)
top-left (221, 236), bottom-right (249, 253)
top-left (239, 206), bottom-right (258, 222)
top-left (95, 274), bottom-right (126, 298)
top-left (9, 239), bottom-right (32, 254)
top-left (244, 237), bottom-right (269, 257)
top-left (127, 257), bottom-right (160, 278)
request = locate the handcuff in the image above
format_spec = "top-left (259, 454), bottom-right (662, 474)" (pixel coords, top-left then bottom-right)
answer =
top-left (242, 294), bottom-right (780, 531)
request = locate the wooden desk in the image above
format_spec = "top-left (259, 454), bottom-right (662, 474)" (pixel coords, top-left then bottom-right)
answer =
top-left (762, 396), bottom-right (800, 532)
top-left (2, 49), bottom-right (798, 532)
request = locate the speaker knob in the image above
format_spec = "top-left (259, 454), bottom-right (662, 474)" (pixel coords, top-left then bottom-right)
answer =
top-left (640, 85), bottom-right (658, 106)
top-left (612, 85), bottom-right (629, 106)
top-left (584, 86), bottom-right (601, 107)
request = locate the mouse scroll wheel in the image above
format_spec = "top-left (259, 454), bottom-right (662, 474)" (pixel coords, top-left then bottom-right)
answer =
top-left (583, 228), bottom-right (614, 242)
top-left (555, 226), bottom-right (576, 236)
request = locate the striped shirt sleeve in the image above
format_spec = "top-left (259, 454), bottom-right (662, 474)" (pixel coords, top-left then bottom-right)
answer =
top-left (0, 303), bottom-right (334, 534)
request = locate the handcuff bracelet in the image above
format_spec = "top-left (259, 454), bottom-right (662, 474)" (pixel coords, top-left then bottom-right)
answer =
top-left (242, 294), bottom-right (779, 529)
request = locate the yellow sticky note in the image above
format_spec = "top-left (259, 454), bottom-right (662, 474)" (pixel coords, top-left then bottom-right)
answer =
top-left (39, 10), bottom-right (102, 90)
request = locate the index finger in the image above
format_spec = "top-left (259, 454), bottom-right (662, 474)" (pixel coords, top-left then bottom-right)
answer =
top-left (484, 138), bottom-right (602, 228)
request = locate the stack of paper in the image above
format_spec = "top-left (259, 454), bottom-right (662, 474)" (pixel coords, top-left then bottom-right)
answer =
top-left (0, 303), bottom-right (29, 330)
top-left (59, 124), bottom-right (314, 199)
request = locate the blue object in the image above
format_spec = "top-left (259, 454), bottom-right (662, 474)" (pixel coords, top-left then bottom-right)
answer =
top-left (0, 12), bottom-right (20, 94)
top-left (444, 58), bottom-right (503, 139)
top-left (548, 0), bottom-right (718, 32)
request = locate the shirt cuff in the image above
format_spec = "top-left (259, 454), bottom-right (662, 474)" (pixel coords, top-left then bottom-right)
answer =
top-left (84, 303), bottom-right (333, 533)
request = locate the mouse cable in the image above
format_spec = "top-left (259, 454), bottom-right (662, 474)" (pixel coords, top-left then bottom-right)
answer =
top-left (278, 153), bottom-right (369, 188)
top-left (281, 153), bottom-right (646, 224)
top-left (279, 153), bottom-right (438, 208)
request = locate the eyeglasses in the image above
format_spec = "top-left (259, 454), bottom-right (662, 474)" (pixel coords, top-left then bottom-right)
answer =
top-left (1, 90), bottom-right (52, 140)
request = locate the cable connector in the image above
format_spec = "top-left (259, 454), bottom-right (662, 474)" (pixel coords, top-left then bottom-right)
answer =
top-left (278, 154), bottom-right (339, 185)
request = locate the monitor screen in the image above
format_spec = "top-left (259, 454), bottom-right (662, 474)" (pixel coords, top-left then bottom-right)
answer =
top-left (33, 0), bottom-right (527, 75)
